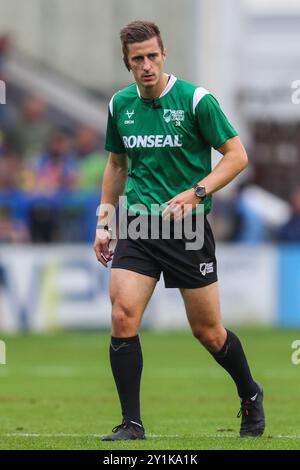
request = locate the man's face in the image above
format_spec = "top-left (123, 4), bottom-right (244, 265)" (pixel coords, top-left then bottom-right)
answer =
top-left (126, 37), bottom-right (166, 90)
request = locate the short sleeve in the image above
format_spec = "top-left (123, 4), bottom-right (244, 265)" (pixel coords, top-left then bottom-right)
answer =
top-left (195, 94), bottom-right (238, 149)
top-left (105, 98), bottom-right (126, 154)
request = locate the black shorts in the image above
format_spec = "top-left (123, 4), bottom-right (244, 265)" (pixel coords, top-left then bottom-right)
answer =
top-left (111, 213), bottom-right (218, 288)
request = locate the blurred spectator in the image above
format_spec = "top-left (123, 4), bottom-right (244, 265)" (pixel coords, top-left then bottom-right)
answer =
top-left (278, 188), bottom-right (300, 242)
top-left (231, 181), bottom-right (269, 243)
top-left (75, 126), bottom-right (107, 188)
top-left (0, 34), bottom-right (11, 81)
top-left (0, 151), bottom-right (23, 189)
top-left (0, 35), bottom-right (14, 129)
top-left (30, 129), bottom-right (78, 193)
top-left (211, 195), bottom-right (237, 241)
top-left (0, 206), bottom-right (29, 243)
top-left (28, 205), bottom-right (58, 243)
top-left (0, 133), bottom-right (5, 156)
top-left (5, 96), bottom-right (53, 159)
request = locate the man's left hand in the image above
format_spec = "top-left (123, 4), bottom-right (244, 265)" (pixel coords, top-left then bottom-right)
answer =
top-left (162, 188), bottom-right (200, 221)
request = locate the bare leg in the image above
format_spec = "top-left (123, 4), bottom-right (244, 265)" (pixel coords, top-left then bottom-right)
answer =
top-left (180, 282), bottom-right (259, 399)
top-left (110, 268), bottom-right (157, 337)
top-left (180, 282), bottom-right (226, 352)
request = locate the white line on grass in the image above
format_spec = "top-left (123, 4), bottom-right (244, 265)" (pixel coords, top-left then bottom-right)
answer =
top-left (3, 433), bottom-right (300, 439)
top-left (5, 433), bottom-right (102, 438)
top-left (4, 433), bottom-right (180, 438)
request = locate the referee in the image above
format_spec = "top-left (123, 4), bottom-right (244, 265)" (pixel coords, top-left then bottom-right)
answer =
top-left (94, 21), bottom-right (265, 441)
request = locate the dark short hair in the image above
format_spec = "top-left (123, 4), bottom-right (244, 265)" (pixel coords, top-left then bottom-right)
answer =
top-left (120, 21), bottom-right (164, 71)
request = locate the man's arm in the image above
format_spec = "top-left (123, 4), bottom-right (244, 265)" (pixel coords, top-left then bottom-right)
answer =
top-left (94, 152), bottom-right (127, 267)
top-left (98, 152), bottom-right (128, 222)
top-left (195, 135), bottom-right (248, 195)
top-left (162, 136), bottom-right (248, 219)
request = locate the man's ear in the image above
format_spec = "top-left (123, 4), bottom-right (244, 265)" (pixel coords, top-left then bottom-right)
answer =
top-left (123, 56), bottom-right (131, 71)
top-left (162, 48), bottom-right (167, 61)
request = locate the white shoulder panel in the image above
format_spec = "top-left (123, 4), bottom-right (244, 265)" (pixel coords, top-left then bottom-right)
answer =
top-left (109, 94), bottom-right (115, 116)
top-left (193, 87), bottom-right (209, 114)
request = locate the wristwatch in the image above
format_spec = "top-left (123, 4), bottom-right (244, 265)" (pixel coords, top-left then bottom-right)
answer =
top-left (193, 184), bottom-right (207, 201)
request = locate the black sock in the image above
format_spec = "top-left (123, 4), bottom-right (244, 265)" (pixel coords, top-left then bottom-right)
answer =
top-left (210, 329), bottom-right (259, 399)
top-left (109, 335), bottom-right (143, 424)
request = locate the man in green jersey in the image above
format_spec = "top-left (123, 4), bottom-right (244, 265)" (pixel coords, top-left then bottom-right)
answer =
top-left (94, 21), bottom-right (265, 440)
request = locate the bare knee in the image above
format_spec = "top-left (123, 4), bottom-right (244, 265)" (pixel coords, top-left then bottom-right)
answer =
top-left (193, 326), bottom-right (226, 353)
top-left (111, 302), bottom-right (138, 337)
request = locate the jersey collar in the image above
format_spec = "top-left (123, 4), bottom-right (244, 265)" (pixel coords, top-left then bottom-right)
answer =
top-left (136, 74), bottom-right (177, 99)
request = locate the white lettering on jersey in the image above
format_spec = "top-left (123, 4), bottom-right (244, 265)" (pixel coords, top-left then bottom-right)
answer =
top-left (122, 135), bottom-right (183, 149)
top-left (155, 135), bottom-right (163, 147)
top-left (163, 135), bottom-right (173, 146)
top-left (174, 135), bottom-right (181, 147)
top-left (136, 135), bottom-right (148, 147)
top-left (147, 135), bottom-right (155, 147)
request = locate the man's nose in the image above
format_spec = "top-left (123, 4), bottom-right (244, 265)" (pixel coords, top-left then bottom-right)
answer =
top-left (143, 57), bottom-right (151, 71)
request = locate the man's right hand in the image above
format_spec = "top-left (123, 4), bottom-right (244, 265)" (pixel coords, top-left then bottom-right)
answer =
top-left (93, 228), bottom-right (114, 268)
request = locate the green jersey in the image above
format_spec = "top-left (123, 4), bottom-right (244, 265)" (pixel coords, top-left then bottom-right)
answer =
top-left (105, 74), bottom-right (237, 214)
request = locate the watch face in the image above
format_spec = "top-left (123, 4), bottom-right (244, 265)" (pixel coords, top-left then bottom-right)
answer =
top-left (195, 186), bottom-right (206, 198)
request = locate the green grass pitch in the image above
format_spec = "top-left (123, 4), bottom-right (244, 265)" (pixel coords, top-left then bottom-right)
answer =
top-left (0, 328), bottom-right (300, 450)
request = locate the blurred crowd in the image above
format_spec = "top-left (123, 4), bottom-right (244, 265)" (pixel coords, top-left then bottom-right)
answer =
top-left (0, 95), bottom-right (107, 243)
top-left (1, 96), bottom-right (106, 191)
top-left (0, 35), bottom-right (107, 243)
